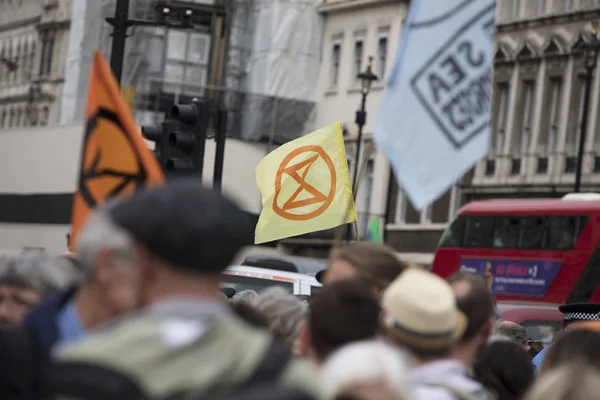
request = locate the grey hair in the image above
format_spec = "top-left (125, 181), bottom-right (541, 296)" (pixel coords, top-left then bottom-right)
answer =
top-left (77, 206), bottom-right (135, 282)
top-left (0, 250), bottom-right (81, 296)
top-left (231, 290), bottom-right (259, 305)
top-left (494, 320), bottom-right (528, 345)
top-left (488, 334), bottom-right (514, 344)
top-left (254, 286), bottom-right (307, 347)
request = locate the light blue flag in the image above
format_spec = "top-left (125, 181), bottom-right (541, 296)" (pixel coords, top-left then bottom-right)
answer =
top-left (374, 0), bottom-right (496, 210)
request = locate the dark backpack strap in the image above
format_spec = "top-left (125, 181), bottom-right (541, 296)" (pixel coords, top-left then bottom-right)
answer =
top-left (42, 361), bottom-right (148, 400)
top-left (0, 325), bottom-right (38, 399)
top-left (243, 340), bottom-right (291, 386)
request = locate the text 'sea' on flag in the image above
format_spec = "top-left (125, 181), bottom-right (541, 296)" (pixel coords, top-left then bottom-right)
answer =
top-left (254, 122), bottom-right (357, 244)
top-left (69, 50), bottom-right (164, 251)
top-left (374, 0), bottom-right (495, 210)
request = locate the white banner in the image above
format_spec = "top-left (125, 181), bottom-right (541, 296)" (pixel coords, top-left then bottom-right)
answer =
top-left (374, 0), bottom-right (496, 210)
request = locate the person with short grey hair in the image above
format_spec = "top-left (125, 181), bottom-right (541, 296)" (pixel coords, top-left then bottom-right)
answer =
top-left (494, 320), bottom-right (528, 347)
top-left (254, 286), bottom-right (307, 348)
top-left (0, 249), bottom-right (79, 326)
top-left (231, 289), bottom-right (259, 305)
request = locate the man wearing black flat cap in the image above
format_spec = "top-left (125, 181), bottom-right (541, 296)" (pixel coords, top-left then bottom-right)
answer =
top-left (532, 302), bottom-right (600, 371)
top-left (53, 179), bottom-right (317, 397)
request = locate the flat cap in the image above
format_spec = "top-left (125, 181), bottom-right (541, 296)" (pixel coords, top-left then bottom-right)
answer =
top-left (108, 178), bottom-right (254, 274)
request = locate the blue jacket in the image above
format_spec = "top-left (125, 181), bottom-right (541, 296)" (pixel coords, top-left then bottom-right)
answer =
top-left (0, 287), bottom-right (77, 399)
top-left (532, 346), bottom-right (549, 372)
top-left (22, 286), bottom-right (77, 364)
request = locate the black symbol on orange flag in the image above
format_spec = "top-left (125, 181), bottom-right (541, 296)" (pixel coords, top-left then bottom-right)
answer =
top-left (78, 107), bottom-right (147, 209)
top-left (273, 145), bottom-right (336, 221)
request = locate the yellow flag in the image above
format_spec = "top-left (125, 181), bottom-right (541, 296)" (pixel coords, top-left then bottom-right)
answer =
top-left (255, 122), bottom-right (357, 244)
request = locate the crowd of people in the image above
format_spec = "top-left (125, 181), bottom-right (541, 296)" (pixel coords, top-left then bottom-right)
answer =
top-left (0, 178), bottom-right (598, 400)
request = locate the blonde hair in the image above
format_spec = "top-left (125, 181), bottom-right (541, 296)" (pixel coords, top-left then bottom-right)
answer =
top-left (321, 341), bottom-right (413, 400)
top-left (524, 363), bottom-right (600, 400)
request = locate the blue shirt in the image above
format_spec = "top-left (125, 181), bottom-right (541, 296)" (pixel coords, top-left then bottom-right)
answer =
top-left (532, 346), bottom-right (549, 372)
top-left (56, 300), bottom-right (85, 344)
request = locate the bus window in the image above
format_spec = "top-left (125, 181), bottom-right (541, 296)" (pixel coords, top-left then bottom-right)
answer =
top-left (519, 217), bottom-right (546, 249)
top-left (464, 217), bottom-right (495, 248)
top-left (493, 217), bottom-right (519, 248)
top-left (438, 216), bottom-right (465, 247)
top-left (546, 216), bottom-right (588, 250)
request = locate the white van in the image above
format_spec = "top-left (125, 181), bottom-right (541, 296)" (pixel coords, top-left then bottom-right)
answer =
top-left (222, 265), bottom-right (322, 297)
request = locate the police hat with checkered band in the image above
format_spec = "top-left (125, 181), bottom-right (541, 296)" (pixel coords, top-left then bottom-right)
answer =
top-left (559, 303), bottom-right (600, 327)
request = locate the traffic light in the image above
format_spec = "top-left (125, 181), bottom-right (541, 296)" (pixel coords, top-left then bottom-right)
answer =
top-left (166, 98), bottom-right (209, 176)
top-left (141, 99), bottom-right (209, 178)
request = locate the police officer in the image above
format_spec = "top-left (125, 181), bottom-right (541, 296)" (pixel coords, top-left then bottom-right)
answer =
top-left (52, 179), bottom-right (317, 398)
top-left (532, 303), bottom-right (600, 371)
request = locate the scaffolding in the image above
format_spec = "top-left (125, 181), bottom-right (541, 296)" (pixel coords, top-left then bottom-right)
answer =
top-left (131, 0), bottom-right (323, 144)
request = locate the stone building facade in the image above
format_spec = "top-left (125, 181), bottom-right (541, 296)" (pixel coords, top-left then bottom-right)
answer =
top-left (0, 0), bottom-right (70, 129)
top-left (385, 0), bottom-right (600, 262)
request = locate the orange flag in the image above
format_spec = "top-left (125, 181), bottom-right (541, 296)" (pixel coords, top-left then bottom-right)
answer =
top-left (69, 50), bottom-right (164, 251)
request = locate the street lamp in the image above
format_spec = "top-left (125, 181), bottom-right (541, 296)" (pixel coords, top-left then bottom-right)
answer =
top-left (352, 56), bottom-right (379, 198)
top-left (573, 22), bottom-right (600, 192)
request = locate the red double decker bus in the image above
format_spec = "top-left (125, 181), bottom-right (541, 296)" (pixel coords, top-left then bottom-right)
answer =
top-left (431, 195), bottom-right (600, 304)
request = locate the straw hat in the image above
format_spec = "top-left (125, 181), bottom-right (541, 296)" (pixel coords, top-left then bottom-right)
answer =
top-left (382, 268), bottom-right (466, 352)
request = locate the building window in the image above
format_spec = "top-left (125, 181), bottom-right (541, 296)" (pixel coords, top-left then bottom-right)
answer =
top-left (566, 76), bottom-right (586, 156)
top-left (547, 78), bottom-right (561, 154)
top-left (510, 0), bottom-right (520, 18)
top-left (564, 0), bottom-right (572, 12)
top-left (39, 34), bottom-right (54, 76)
top-left (8, 109), bottom-right (14, 127)
top-left (16, 108), bottom-right (22, 127)
top-left (0, 110), bottom-right (5, 128)
top-left (13, 43), bottom-right (19, 82)
top-left (22, 42), bottom-right (28, 81)
top-left (538, 77), bottom-right (562, 157)
top-left (0, 45), bottom-right (5, 82)
top-left (41, 106), bottom-right (49, 125)
top-left (163, 30), bottom-right (210, 96)
top-left (520, 81), bottom-right (535, 155)
top-left (492, 82), bottom-right (509, 156)
top-left (29, 41), bottom-right (35, 76)
top-left (537, 0), bottom-right (546, 15)
top-left (376, 28), bottom-right (389, 79)
top-left (330, 41), bottom-right (341, 86)
top-left (485, 159), bottom-right (496, 176)
top-left (352, 34), bottom-right (364, 82)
